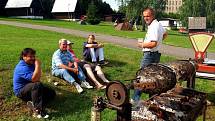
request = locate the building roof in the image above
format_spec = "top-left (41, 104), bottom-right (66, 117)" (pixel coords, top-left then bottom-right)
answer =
top-left (52, 0), bottom-right (77, 13)
top-left (5, 0), bottom-right (33, 8)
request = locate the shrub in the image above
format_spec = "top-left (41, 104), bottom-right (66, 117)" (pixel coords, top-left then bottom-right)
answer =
top-left (86, 2), bottom-right (101, 25)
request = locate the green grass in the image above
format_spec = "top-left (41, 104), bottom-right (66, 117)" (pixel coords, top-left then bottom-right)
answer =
top-left (0, 24), bottom-right (214, 121)
top-left (0, 17), bottom-right (214, 52)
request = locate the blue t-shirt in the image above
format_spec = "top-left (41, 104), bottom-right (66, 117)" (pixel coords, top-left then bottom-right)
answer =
top-left (13, 60), bottom-right (35, 96)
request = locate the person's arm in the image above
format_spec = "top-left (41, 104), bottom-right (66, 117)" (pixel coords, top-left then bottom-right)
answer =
top-left (163, 32), bottom-right (168, 40)
top-left (54, 52), bottom-right (78, 74)
top-left (85, 43), bottom-right (104, 48)
top-left (59, 64), bottom-right (78, 74)
top-left (69, 49), bottom-right (80, 62)
top-left (138, 41), bottom-right (157, 48)
top-left (31, 59), bottom-right (42, 82)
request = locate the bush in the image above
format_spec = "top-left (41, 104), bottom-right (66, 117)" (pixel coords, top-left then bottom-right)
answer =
top-left (87, 18), bottom-right (100, 25)
top-left (86, 2), bottom-right (101, 25)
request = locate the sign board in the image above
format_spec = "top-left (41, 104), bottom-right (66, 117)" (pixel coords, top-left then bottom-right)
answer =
top-left (188, 17), bottom-right (206, 30)
top-left (52, 0), bottom-right (77, 13)
top-left (5, 0), bottom-right (33, 8)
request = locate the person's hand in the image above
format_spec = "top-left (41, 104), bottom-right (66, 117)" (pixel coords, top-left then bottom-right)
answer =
top-left (35, 59), bottom-right (41, 66)
top-left (68, 62), bottom-right (73, 67)
top-left (138, 42), bottom-right (143, 48)
top-left (73, 68), bottom-right (79, 75)
top-left (98, 43), bottom-right (104, 48)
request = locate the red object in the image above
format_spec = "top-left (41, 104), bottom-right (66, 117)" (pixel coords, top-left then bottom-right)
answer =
top-left (189, 32), bottom-right (215, 78)
top-left (198, 64), bottom-right (215, 74)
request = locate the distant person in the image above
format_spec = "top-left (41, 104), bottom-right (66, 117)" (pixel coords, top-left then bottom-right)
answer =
top-left (67, 40), bottom-right (109, 89)
top-left (83, 35), bottom-right (107, 65)
top-left (52, 39), bottom-right (93, 94)
top-left (114, 18), bottom-right (119, 27)
top-left (13, 48), bottom-right (56, 119)
top-left (131, 8), bottom-right (167, 103)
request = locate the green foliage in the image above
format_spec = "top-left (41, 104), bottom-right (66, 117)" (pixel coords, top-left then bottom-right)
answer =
top-left (77, 0), bottom-right (114, 18)
top-left (162, 13), bottom-right (180, 19)
top-left (179, 0), bottom-right (215, 30)
top-left (116, 0), bottom-right (166, 31)
top-left (86, 2), bottom-right (101, 25)
top-left (122, 0), bottom-right (166, 20)
top-left (40, 0), bottom-right (55, 18)
top-left (205, 0), bottom-right (215, 31)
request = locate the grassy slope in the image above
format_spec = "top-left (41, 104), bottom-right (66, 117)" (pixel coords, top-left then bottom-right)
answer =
top-left (0, 17), bottom-right (214, 52)
top-left (0, 24), bottom-right (214, 121)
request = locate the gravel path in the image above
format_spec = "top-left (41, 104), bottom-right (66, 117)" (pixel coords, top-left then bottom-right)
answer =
top-left (0, 20), bottom-right (214, 59)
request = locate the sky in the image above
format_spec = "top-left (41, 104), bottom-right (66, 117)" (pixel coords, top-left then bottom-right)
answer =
top-left (103, 0), bottom-right (119, 11)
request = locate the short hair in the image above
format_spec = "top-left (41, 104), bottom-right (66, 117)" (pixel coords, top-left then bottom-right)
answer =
top-left (143, 7), bottom-right (155, 17)
top-left (20, 48), bottom-right (36, 60)
top-left (88, 34), bottom-right (95, 39)
top-left (58, 38), bottom-right (67, 45)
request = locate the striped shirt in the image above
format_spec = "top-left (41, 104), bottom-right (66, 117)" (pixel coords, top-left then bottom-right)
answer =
top-left (52, 49), bottom-right (74, 72)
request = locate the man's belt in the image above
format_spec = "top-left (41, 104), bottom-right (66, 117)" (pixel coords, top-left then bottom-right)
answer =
top-left (144, 51), bottom-right (159, 53)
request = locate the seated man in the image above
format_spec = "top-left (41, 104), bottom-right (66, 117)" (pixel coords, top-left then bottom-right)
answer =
top-left (52, 39), bottom-right (93, 93)
top-left (83, 34), bottom-right (106, 64)
top-left (13, 48), bottom-right (56, 119)
top-left (67, 40), bottom-right (109, 89)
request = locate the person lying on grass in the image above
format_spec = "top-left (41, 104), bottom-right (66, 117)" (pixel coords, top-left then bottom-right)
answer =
top-left (67, 40), bottom-right (109, 90)
top-left (13, 48), bottom-right (56, 119)
top-left (52, 39), bottom-right (93, 93)
top-left (83, 34), bottom-right (108, 65)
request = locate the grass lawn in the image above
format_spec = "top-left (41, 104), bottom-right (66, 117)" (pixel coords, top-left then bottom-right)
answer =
top-left (0, 17), bottom-right (214, 52)
top-left (0, 24), bottom-right (215, 121)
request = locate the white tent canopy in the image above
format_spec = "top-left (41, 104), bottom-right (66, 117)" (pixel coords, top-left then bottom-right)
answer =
top-left (52, 0), bottom-right (77, 13)
top-left (5, 0), bottom-right (33, 8)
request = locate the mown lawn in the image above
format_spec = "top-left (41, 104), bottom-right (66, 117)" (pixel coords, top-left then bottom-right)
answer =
top-left (0, 24), bottom-right (214, 121)
top-left (0, 17), bottom-right (214, 52)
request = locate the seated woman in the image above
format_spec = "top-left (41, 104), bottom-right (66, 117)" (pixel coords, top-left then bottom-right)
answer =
top-left (67, 40), bottom-right (109, 89)
top-left (83, 34), bottom-right (106, 65)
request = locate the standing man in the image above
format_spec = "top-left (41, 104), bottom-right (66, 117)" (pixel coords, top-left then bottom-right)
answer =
top-left (132, 8), bottom-right (167, 103)
top-left (52, 39), bottom-right (93, 94)
top-left (13, 48), bottom-right (56, 119)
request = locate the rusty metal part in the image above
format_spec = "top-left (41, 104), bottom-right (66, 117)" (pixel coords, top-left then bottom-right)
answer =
top-left (133, 82), bottom-right (157, 90)
top-left (93, 97), bottom-right (105, 111)
top-left (166, 60), bottom-right (197, 88)
top-left (106, 81), bottom-right (128, 106)
top-left (134, 63), bottom-right (177, 95)
top-left (132, 87), bottom-right (207, 121)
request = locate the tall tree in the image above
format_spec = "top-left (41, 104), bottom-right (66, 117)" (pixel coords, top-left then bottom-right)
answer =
top-left (76, 0), bottom-right (114, 18)
top-left (86, 1), bottom-right (100, 25)
top-left (116, 0), bottom-right (166, 19)
top-left (179, 0), bottom-right (215, 30)
top-left (120, 0), bottom-right (166, 31)
top-left (205, 0), bottom-right (215, 31)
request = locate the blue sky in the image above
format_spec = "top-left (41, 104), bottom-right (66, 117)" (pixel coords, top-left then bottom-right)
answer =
top-left (103, 0), bottom-right (119, 11)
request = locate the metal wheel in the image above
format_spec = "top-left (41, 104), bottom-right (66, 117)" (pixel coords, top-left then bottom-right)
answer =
top-left (105, 81), bottom-right (128, 106)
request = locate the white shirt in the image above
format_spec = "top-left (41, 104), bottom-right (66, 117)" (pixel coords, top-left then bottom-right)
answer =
top-left (142, 19), bottom-right (166, 52)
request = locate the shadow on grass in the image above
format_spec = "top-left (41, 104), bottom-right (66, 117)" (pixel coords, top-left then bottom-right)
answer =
top-left (47, 87), bottom-right (93, 119)
top-left (168, 32), bottom-right (188, 37)
top-left (207, 92), bottom-right (215, 104)
top-left (104, 59), bottom-right (127, 67)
